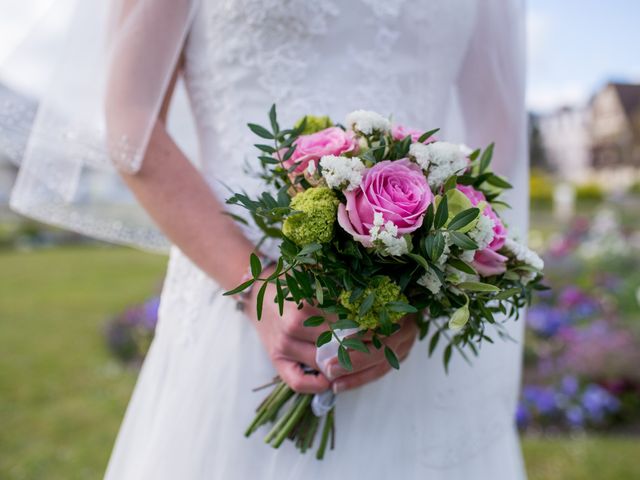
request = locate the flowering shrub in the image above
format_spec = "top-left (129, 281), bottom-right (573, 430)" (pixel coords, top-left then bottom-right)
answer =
top-left (520, 207), bottom-right (640, 432)
top-left (105, 297), bottom-right (159, 366)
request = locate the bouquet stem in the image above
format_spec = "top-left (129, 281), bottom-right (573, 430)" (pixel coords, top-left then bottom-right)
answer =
top-left (245, 379), bottom-right (336, 459)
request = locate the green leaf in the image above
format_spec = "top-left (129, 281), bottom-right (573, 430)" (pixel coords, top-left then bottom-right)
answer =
top-left (249, 253), bottom-right (262, 278)
top-left (428, 330), bottom-right (440, 356)
top-left (479, 142), bottom-right (494, 173)
top-left (422, 203), bottom-right (434, 231)
top-left (443, 344), bottom-right (453, 373)
top-left (268, 104), bottom-right (279, 134)
top-left (449, 231), bottom-right (479, 250)
top-left (434, 195), bottom-right (449, 229)
top-left (343, 338), bottom-right (369, 353)
top-left (337, 345), bottom-right (353, 371)
top-left (276, 279), bottom-right (284, 316)
top-left (332, 318), bottom-right (360, 330)
top-left (372, 335), bottom-right (382, 349)
top-left (384, 346), bottom-right (400, 369)
top-left (458, 281), bottom-right (501, 292)
top-left (429, 231), bottom-right (445, 261)
top-left (386, 301), bottom-right (418, 313)
top-left (447, 258), bottom-right (477, 275)
top-left (407, 253), bottom-right (430, 271)
top-left (247, 123), bottom-right (274, 139)
top-left (256, 281), bottom-right (269, 321)
top-left (304, 315), bottom-right (325, 327)
top-left (298, 243), bottom-right (322, 256)
top-left (359, 292), bottom-right (376, 316)
top-left (316, 331), bottom-right (332, 347)
top-left (285, 274), bottom-right (302, 300)
top-left (448, 207), bottom-right (480, 231)
top-left (442, 175), bottom-right (458, 192)
top-left (486, 174), bottom-right (513, 189)
top-left (222, 278), bottom-right (254, 296)
top-left (314, 277), bottom-right (324, 305)
top-left (495, 287), bottom-right (522, 300)
top-left (417, 128), bottom-right (440, 143)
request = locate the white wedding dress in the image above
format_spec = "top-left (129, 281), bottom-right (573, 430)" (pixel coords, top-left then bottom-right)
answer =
top-left (97, 0), bottom-right (528, 478)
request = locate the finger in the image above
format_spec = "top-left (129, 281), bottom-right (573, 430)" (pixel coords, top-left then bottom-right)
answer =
top-left (332, 362), bottom-right (390, 393)
top-left (278, 338), bottom-right (320, 370)
top-left (277, 359), bottom-right (330, 394)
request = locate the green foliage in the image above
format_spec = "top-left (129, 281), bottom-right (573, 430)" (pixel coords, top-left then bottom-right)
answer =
top-left (294, 115), bottom-right (333, 134)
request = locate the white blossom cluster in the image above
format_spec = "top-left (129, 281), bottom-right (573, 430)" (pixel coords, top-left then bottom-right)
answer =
top-left (319, 155), bottom-right (366, 191)
top-left (344, 110), bottom-right (391, 135)
top-left (503, 238), bottom-right (544, 271)
top-left (417, 268), bottom-right (442, 294)
top-left (436, 232), bottom-right (452, 266)
top-left (369, 212), bottom-right (409, 256)
top-left (468, 214), bottom-right (496, 251)
top-left (460, 249), bottom-right (476, 263)
top-left (409, 142), bottom-right (469, 189)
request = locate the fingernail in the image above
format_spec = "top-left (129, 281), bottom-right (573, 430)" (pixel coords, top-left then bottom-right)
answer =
top-left (327, 365), bottom-right (337, 380)
top-left (332, 382), bottom-right (343, 394)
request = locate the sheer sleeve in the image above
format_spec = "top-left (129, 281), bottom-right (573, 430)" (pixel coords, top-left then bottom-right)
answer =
top-left (1, 0), bottom-right (201, 252)
top-left (456, 0), bottom-right (528, 237)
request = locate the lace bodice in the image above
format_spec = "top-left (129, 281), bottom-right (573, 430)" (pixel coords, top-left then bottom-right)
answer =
top-left (183, 0), bottom-right (478, 254)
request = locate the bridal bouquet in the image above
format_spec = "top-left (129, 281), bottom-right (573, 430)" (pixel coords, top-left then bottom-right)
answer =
top-left (224, 106), bottom-right (545, 459)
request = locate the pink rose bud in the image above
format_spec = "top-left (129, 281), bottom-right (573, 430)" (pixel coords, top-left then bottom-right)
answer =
top-left (391, 125), bottom-right (436, 143)
top-left (472, 248), bottom-right (508, 277)
top-left (337, 159), bottom-right (433, 246)
top-left (283, 127), bottom-right (358, 174)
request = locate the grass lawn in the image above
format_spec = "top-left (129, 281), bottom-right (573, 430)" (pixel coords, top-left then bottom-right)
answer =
top-left (1, 246), bottom-right (638, 479)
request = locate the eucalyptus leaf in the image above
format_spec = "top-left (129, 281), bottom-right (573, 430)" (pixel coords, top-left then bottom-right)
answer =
top-left (338, 345), bottom-right (353, 371)
top-left (448, 207), bottom-right (480, 231)
top-left (458, 281), bottom-right (501, 292)
top-left (434, 195), bottom-right (449, 229)
top-left (449, 231), bottom-right (479, 250)
top-left (248, 123), bottom-right (275, 139)
top-left (316, 331), bottom-right (333, 347)
top-left (384, 346), bottom-right (400, 369)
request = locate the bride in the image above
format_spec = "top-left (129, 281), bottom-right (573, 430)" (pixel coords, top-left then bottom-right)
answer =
top-left (5, 0), bottom-right (528, 478)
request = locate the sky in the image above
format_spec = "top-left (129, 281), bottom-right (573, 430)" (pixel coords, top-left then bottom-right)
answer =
top-left (0, 0), bottom-right (639, 113)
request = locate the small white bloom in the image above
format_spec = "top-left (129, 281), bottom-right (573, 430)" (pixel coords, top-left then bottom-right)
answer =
top-left (468, 214), bottom-right (496, 251)
top-left (369, 216), bottom-right (409, 256)
top-left (503, 238), bottom-right (545, 270)
top-left (436, 232), bottom-right (452, 266)
top-left (344, 110), bottom-right (391, 135)
top-left (319, 155), bottom-right (366, 191)
top-left (458, 144), bottom-right (473, 156)
top-left (418, 268), bottom-right (442, 294)
top-left (460, 249), bottom-right (476, 263)
top-left (410, 142), bottom-right (468, 189)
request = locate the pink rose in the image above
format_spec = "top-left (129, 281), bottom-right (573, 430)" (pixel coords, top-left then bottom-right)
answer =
top-left (456, 185), bottom-right (507, 250)
top-left (391, 124), bottom-right (436, 143)
top-left (337, 159), bottom-right (433, 246)
top-left (456, 184), bottom-right (508, 276)
top-left (284, 127), bottom-right (357, 174)
top-left (472, 249), bottom-right (508, 277)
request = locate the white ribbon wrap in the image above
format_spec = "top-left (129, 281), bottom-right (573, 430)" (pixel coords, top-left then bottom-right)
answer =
top-left (311, 328), bottom-right (358, 417)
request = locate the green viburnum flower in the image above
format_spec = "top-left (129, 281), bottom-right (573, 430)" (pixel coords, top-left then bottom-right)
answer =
top-left (294, 115), bottom-right (333, 135)
top-left (282, 187), bottom-right (339, 245)
top-left (339, 276), bottom-right (407, 329)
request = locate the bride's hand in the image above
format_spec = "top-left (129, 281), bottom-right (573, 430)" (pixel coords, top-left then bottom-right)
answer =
top-left (247, 268), bottom-right (331, 394)
top-left (326, 317), bottom-right (418, 394)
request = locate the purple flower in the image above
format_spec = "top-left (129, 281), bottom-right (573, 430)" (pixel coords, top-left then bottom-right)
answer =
top-left (515, 403), bottom-right (530, 429)
top-left (527, 305), bottom-right (568, 337)
top-left (524, 385), bottom-right (558, 415)
top-left (581, 384), bottom-right (620, 422)
top-left (566, 406), bottom-right (585, 427)
top-left (561, 375), bottom-right (579, 397)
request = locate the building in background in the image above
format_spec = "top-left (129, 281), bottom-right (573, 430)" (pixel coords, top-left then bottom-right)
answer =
top-left (536, 82), bottom-right (640, 186)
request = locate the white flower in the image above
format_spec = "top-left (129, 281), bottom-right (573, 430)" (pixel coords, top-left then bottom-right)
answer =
top-left (319, 155), bottom-right (366, 191)
top-left (369, 214), bottom-right (409, 256)
top-left (344, 110), bottom-right (391, 135)
top-left (460, 249), bottom-right (476, 263)
top-left (418, 268), bottom-right (442, 294)
top-left (410, 142), bottom-right (468, 189)
top-left (435, 232), bottom-right (452, 266)
top-left (468, 214), bottom-right (496, 251)
top-left (503, 238), bottom-right (545, 270)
